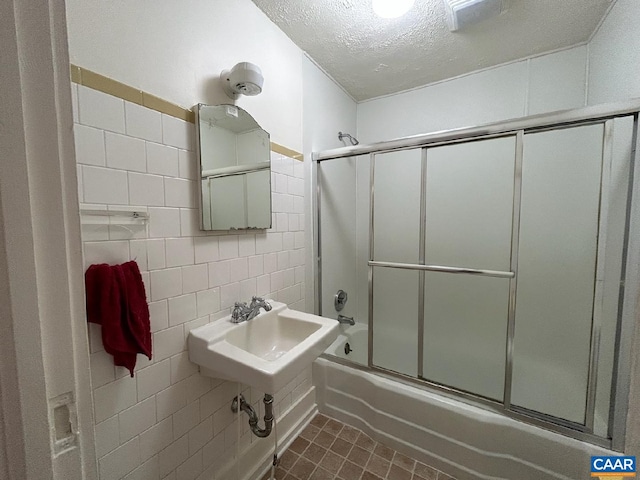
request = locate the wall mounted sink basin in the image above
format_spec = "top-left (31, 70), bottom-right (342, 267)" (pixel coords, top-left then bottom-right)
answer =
top-left (188, 301), bottom-right (339, 393)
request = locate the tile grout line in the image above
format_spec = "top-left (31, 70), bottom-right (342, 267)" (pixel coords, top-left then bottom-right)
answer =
top-left (71, 64), bottom-right (303, 161)
top-left (276, 413), bottom-right (451, 480)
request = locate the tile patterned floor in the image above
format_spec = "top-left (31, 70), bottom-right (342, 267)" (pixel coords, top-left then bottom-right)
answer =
top-left (261, 414), bottom-right (457, 480)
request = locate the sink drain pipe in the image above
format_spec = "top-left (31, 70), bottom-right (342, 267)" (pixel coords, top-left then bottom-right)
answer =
top-left (231, 393), bottom-right (274, 438)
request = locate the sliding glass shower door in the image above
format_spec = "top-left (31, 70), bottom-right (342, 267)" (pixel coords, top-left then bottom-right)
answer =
top-left (318, 154), bottom-right (367, 324)
top-left (372, 150), bottom-right (422, 377)
top-left (368, 138), bottom-right (516, 392)
top-left (315, 106), bottom-right (637, 442)
top-left (510, 124), bottom-right (604, 425)
top-left (421, 136), bottom-right (516, 401)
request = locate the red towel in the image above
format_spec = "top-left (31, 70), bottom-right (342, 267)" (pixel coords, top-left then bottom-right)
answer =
top-left (85, 261), bottom-right (152, 376)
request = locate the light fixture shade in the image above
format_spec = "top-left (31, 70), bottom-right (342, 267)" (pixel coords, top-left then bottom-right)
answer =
top-left (221, 62), bottom-right (264, 100)
top-left (372, 0), bottom-right (415, 18)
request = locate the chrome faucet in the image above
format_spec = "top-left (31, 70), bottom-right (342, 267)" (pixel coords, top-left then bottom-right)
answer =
top-left (337, 314), bottom-right (355, 326)
top-left (231, 297), bottom-right (272, 323)
top-left (231, 302), bottom-right (251, 323)
top-left (247, 296), bottom-right (272, 320)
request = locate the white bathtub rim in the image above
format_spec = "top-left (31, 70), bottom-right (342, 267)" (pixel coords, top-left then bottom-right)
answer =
top-left (318, 353), bottom-right (611, 445)
top-left (325, 322), bottom-right (368, 364)
top-left (315, 357), bottom-right (614, 480)
top-left (317, 356), bottom-right (610, 446)
top-left (325, 322), bottom-right (367, 353)
top-left (324, 385), bottom-right (576, 480)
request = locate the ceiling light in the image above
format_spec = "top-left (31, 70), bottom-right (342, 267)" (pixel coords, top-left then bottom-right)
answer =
top-left (372, 0), bottom-right (415, 19)
top-left (443, 0), bottom-right (506, 32)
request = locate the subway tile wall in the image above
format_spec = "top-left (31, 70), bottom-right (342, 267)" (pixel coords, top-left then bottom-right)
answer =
top-left (73, 83), bottom-right (310, 480)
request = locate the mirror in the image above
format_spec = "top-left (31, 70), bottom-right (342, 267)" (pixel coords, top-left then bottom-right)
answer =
top-left (195, 104), bottom-right (272, 230)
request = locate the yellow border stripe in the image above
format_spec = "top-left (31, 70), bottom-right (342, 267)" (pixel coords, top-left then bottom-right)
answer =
top-left (70, 65), bottom-right (82, 84)
top-left (271, 142), bottom-right (304, 161)
top-left (141, 92), bottom-right (195, 123)
top-left (69, 64), bottom-right (302, 161)
top-left (76, 66), bottom-right (143, 105)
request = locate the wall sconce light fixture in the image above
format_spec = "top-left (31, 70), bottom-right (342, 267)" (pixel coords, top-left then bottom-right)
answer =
top-left (221, 62), bottom-right (264, 99)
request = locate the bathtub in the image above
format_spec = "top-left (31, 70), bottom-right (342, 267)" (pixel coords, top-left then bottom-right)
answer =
top-left (324, 322), bottom-right (368, 365)
top-left (313, 354), bottom-right (616, 480)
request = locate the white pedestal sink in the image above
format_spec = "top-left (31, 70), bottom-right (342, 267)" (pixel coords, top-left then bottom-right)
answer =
top-left (188, 301), bottom-right (339, 394)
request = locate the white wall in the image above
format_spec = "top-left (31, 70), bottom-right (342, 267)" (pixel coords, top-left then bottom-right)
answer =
top-left (343, 13), bottom-right (640, 453)
top-left (344, 34), bottom-right (638, 444)
top-left (65, 0), bottom-right (303, 152)
top-left (587, 0), bottom-right (640, 457)
top-left (302, 56), bottom-right (358, 154)
top-left (1, 0), bottom-right (97, 478)
top-left (64, 3), bottom-right (314, 476)
top-left (60, 0), bottom-right (640, 469)
top-left (357, 45), bottom-right (587, 143)
top-left (588, 0), bottom-right (640, 105)
top-left (342, 46), bottom-right (586, 331)
top-left (74, 84), bottom-right (308, 479)
top-left (302, 55), bottom-right (358, 314)
top-left (0, 198), bottom-right (19, 479)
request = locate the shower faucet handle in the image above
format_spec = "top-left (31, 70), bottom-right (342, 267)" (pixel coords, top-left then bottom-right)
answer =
top-left (335, 289), bottom-right (348, 312)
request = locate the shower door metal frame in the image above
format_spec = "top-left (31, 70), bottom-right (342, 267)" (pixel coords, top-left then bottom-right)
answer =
top-left (585, 119), bottom-right (614, 433)
top-left (502, 130), bottom-right (524, 412)
top-left (312, 99), bottom-right (640, 451)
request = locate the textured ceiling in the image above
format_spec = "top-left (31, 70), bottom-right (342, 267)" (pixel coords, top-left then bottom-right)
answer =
top-left (252, 0), bottom-right (613, 101)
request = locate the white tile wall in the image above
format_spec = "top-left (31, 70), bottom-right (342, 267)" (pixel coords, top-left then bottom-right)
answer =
top-left (78, 85), bottom-right (126, 134)
top-left (150, 268), bottom-right (183, 301)
top-left (95, 416), bottom-right (120, 458)
top-left (168, 294), bottom-right (197, 326)
top-left (178, 150), bottom-right (197, 180)
top-left (154, 325), bottom-right (186, 361)
top-left (165, 238), bottom-right (194, 267)
top-left (128, 172), bottom-right (165, 206)
top-left (119, 397), bottom-right (157, 443)
top-left (76, 87), bottom-right (308, 479)
top-left (161, 114), bottom-right (195, 150)
top-left (106, 132), bottom-right (147, 172)
top-left (71, 83), bottom-right (79, 122)
top-left (139, 417), bottom-right (173, 461)
top-left (125, 102), bottom-right (163, 144)
top-left (158, 434), bottom-right (189, 477)
top-left (123, 456), bottom-right (160, 480)
top-left (99, 437), bottom-right (140, 480)
top-left (182, 264), bottom-right (208, 294)
top-left (164, 178), bottom-right (194, 208)
top-left (75, 124), bottom-right (106, 166)
top-left (148, 208), bottom-right (182, 238)
top-left (194, 237), bottom-right (218, 264)
top-left (147, 240), bottom-right (167, 271)
top-left (83, 166), bottom-right (129, 205)
top-left (91, 351), bottom-right (117, 388)
top-left (137, 360), bottom-right (171, 400)
top-left (94, 377), bottom-right (138, 423)
top-left (147, 142), bottom-right (180, 177)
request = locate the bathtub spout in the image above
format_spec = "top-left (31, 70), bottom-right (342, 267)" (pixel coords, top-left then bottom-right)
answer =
top-left (338, 315), bottom-right (355, 325)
